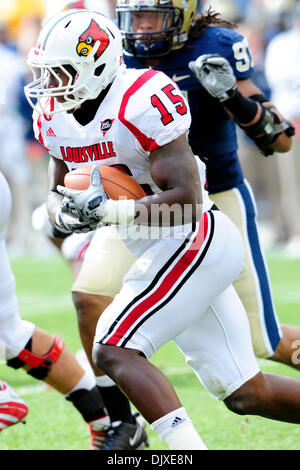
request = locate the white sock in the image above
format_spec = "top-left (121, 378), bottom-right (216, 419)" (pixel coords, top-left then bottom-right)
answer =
top-left (151, 407), bottom-right (207, 450)
top-left (66, 370), bottom-right (96, 396)
top-left (95, 375), bottom-right (115, 387)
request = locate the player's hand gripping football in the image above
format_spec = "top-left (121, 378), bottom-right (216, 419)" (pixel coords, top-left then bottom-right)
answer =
top-left (57, 165), bottom-right (109, 226)
top-left (55, 209), bottom-right (95, 234)
top-left (188, 54), bottom-right (237, 102)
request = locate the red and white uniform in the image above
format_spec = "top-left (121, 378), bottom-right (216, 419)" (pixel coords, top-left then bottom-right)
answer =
top-left (34, 67), bottom-right (212, 253)
top-left (34, 67), bottom-right (210, 203)
top-left (34, 67), bottom-right (260, 399)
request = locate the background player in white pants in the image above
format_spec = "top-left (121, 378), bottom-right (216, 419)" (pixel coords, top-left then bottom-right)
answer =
top-left (25, 9), bottom-right (300, 450)
top-left (0, 171), bottom-right (114, 449)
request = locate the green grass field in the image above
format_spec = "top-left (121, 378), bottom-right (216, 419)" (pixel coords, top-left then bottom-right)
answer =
top-left (1, 253), bottom-right (300, 450)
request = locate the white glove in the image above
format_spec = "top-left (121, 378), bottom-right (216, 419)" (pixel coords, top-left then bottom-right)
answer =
top-left (61, 196), bottom-right (80, 217)
top-left (55, 209), bottom-right (97, 234)
top-left (57, 165), bottom-right (109, 225)
top-left (188, 54), bottom-right (237, 102)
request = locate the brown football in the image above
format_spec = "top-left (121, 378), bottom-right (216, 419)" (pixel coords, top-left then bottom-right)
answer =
top-left (64, 165), bottom-right (147, 200)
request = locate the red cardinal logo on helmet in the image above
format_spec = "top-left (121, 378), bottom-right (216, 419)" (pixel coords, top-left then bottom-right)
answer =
top-left (76, 19), bottom-right (110, 60)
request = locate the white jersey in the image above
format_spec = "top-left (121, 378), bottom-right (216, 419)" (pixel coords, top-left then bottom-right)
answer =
top-left (33, 66), bottom-right (212, 214)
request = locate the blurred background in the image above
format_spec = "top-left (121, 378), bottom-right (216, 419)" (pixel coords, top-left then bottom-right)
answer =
top-left (0, 0), bottom-right (299, 257)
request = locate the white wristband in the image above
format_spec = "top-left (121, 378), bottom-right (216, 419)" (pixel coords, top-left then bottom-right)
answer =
top-left (100, 199), bottom-right (135, 225)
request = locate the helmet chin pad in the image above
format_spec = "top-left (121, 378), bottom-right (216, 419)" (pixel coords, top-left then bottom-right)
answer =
top-left (135, 40), bottom-right (169, 57)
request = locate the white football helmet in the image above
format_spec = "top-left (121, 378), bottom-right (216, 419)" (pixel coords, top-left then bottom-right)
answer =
top-left (25, 9), bottom-right (124, 116)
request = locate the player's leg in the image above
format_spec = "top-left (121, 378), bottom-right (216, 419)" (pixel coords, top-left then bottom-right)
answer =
top-left (71, 226), bottom-right (148, 449)
top-left (210, 181), bottom-right (300, 369)
top-left (94, 344), bottom-right (206, 450)
top-left (72, 292), bottom-right (112, 378)
top-left (71, 226), bottom-right (132, 380)
top-left (0, 114), bottom-right (31, 251)
top-left (175, 285), bottom-right (300, 424)
top-left (32, 207), bottom-right (146, 449)
top-left (1, 273), bottom-right (110, 448)
top-left (0, 380), bottom-right (28, 432)
top-left (93, 210), bottom-right (243, 449)
top-left (0, 178), bottom-right (108, 449)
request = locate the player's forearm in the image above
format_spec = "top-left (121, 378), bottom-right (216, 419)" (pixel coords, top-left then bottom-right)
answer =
top-left (223, 91), bottom-right (295, 156)
top-left (101, 189), bottom-right (203, 227)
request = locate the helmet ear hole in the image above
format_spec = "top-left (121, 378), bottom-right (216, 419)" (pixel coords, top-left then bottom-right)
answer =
top-left (94, 63), bottom-right (106, 77)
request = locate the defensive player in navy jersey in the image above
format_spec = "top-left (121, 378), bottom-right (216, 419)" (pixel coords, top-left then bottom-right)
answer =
top-left (114, 0), bottom-right (298, 366)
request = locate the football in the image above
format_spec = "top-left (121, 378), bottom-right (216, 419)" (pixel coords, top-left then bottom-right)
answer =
top-left (64, 165), bottom-right (147, 200)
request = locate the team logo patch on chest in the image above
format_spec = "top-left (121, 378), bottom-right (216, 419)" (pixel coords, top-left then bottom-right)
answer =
top-left (100, 119), bottom-right (114, 136)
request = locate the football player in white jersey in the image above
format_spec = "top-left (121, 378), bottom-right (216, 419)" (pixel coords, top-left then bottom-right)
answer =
top-left (0, 171), bottom-right (116, 449)
top-left (25, 10), bottom-right (300, 450)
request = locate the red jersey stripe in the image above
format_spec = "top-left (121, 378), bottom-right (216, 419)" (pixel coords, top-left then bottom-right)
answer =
top-left (106, 213), bottom-right (209, 345)
top-left (37, 115), bottom-right (50, 152)
top-left (77, 240), bottom-right (91, 260)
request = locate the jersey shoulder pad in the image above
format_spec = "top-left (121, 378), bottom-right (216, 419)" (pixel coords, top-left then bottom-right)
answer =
top-left (215, 27), bottom-right (244, 45)
top-left (119, 69), bottom-right (191, 153)
top-left (208, 27), bottom-right (254, 80)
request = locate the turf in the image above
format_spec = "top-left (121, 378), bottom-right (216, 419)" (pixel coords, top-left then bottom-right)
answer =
top-left (1, 253), bottom-right (300, 450)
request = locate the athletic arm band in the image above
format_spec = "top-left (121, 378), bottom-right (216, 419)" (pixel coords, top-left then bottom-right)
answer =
top-left (100, 199), bottom-right (136, 225)
top-left (240, 105), bottom-right (277, 156)
top-left (222, 89), bottom-right (259, 124)
top-left (224, 91), bottom-right (295, 156)
top-left (241, 103), bottom-right (295, 155)
top-left (249, 94), bottom-right (296, 139)
top-left (222, 90), bottom-right (275, 155)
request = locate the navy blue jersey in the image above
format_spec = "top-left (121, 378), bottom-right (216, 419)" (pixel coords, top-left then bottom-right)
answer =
top-left (124, 27), bottom-right (254, 193)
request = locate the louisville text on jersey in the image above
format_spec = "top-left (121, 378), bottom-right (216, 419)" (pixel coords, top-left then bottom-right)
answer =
top-left (60, 141), bottom-right (116, 163)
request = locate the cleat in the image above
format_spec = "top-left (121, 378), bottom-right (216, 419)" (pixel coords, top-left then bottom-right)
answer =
top-left (0, 381), bottom-right (28, 432)
top-left (132, 411), bottom-right (147, 429)
top-left (100, 415), bottom-right (149, 450)
top-left (89, 415), bottom-right (110, 450)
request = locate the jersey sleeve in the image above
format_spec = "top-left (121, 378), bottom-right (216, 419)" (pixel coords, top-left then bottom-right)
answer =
top-left (32, 109), bottom-right (56, 156)
top-left (119, 69), bottom-right (191, 153)
top-left (216, 28), bottom-right (254, 80)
